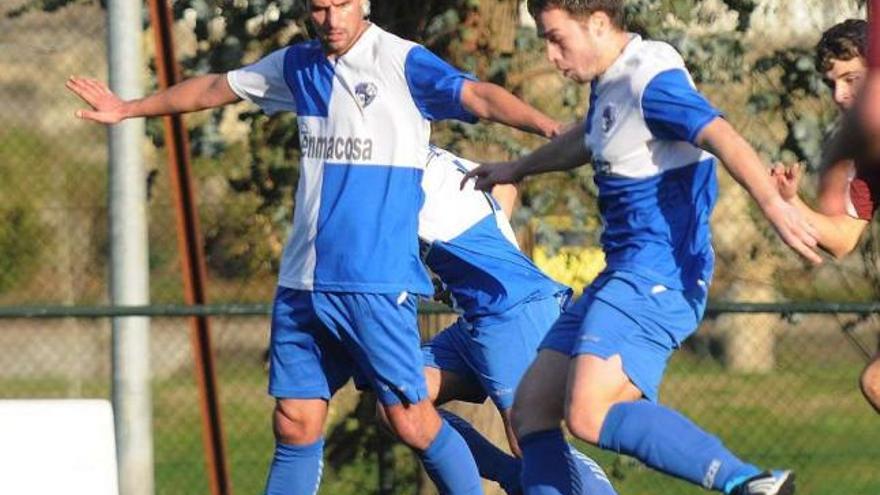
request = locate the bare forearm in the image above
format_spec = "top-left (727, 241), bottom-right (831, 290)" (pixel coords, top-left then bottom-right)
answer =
top-left (512, 120), bottom-right (591, 180)
top-left (789, 196), bottom-right (866, 258)
top-left (698, 118), bottom-right (779, 207)
top-left (463, 120), bottom-right (591, 193)
top-left (461, 82), bottom-right (560, 138)
top-left (124, 74), bottom-right (238, 119)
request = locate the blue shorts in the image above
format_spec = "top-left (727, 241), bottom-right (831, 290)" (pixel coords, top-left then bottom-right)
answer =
top-left (540, 272), bottom-right (707, 402)
top-left (422, 292), bottom-right (570, 410)
top-left (268, 287), bottom-right (429, 406)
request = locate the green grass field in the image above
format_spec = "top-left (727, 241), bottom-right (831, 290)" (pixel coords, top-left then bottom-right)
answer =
top-left (2, 331), bottom-right (878, 495)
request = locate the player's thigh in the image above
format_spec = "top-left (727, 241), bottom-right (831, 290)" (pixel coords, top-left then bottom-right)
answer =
top-left (269, 287), bottom-right (351, 401)
top-left (422, 319), bottom-right (487, 405)
top-left (499, 407), bottom-right (522, 457)
top-left (567, 273), bottom-right (701, 403)
top-left (564, 353), bottom-right (641, 440)
top-left (468, 295), bottom-right (566, 410)
top-left (315, 291), bottom-right (429, 406)
top-left (425, 366), bottom-right (486, 405)
top-left (512, 349), bottom-right (571, 436)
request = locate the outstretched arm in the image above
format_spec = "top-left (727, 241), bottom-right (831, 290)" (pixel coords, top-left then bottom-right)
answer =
top-left (462, 120), bottom-right (589, 192)
top-left (817, 159), bottom-right (854, 215)
top-left (66, 73), bottom-right (240, 124)
top-left (696, 117), bottom-right (822, 264)
top-left (771, 164), bottom-right (868, 259)
top-left (786, 197), bottom-right (867, 259)
top-left (460, 81), bottom-right (562, 139)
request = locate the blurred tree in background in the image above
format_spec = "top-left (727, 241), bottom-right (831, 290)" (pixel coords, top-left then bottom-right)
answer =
top-left (4, 0), bottom-right (874, 491)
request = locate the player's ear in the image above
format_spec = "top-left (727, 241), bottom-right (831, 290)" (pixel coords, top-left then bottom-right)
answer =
top-left (361, 0), bottom-right (371, 18)
top-left (588, 10), bottom-right (612, 36)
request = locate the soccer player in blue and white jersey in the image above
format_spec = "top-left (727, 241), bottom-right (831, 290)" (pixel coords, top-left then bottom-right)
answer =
top-left (416, 146), bottom-right (617, 495)
top-left (464, 1), bottom-right (823, 494)
top-left (65, 0), bottom-right (563, 493)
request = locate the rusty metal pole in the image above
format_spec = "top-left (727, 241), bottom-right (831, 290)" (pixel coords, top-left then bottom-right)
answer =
top-left (145, 1), bottom-right (232, 494)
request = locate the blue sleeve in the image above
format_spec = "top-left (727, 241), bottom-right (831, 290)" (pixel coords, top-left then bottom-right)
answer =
top-left (641, 69), bottom-right (721, 143)
top-left (405, 46), bottom-right (478, 123)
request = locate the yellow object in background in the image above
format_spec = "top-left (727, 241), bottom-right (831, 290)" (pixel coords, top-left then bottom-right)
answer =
top-left (532, 245), bottom-right (605, 295)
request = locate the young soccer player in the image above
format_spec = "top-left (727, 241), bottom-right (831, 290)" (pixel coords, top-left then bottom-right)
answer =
top-left (66, 0), bottom-right (562, 493)
top-left (463, 1), bottom-right (823, 494)
top-left (770, 18), bottom-right (880, 414)
top-left (859, 0), bottom-right (880, 151)
top-left (416, 146), bottom-right (617, 495)
top-left (812, 19), bottom-right (869, 215)
top-left (825, 0), bottom-right (880, 163)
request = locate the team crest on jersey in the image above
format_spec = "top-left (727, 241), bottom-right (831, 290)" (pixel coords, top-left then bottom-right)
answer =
top-left (601, 104), bottom-right (617, 133)
top-left (355, 82), bottom-right (378, 108)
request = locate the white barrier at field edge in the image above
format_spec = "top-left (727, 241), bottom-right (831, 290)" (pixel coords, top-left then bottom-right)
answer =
top-left (0, 400), bottom-right (118, 495)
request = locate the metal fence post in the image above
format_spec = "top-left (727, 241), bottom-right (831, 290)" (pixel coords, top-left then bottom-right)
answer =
top-left (107, 0), bottom-right (154, 493)
top-left (146, 0), bottom-right (232, 492)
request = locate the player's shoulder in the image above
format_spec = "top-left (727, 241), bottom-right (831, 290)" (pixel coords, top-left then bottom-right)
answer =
top-left (626, 38), bottom-right (689, 92)
top-left (282, 39), bottom-right (324, 67)
top-left (637, 39), bottom-right (686, 68)
top-left (370, 25), bottom-right (423, 61)
top-left (287, 39), bottom-right (322, 54)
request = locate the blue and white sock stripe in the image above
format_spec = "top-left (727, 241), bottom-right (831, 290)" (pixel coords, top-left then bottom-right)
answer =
top-left (569, 446), bottom-right (612, 485)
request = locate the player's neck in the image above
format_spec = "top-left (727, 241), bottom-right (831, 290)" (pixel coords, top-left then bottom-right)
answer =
top-left (325, 21), bottom-right (372, 61)
top-left (596, 30), bottom-right (632, 78)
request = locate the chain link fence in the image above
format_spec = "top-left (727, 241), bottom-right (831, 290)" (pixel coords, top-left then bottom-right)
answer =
top-left (1, 1), bottom-right (879, 494)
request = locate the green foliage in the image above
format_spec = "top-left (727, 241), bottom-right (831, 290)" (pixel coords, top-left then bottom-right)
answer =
top-left (321, 396), bottom-right (420, 494)
top-left (626, 0), bottom-right (748, 84)
top-left (196, 112), bottom-right (299, 279)
top-left (749, 48), bottom-right (835, 167)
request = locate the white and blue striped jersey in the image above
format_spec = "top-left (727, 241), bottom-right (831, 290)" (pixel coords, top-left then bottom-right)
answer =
top-left (227, 24), bottom-right (478, 295)
top-left (585, 35), bottom-right (721, 290)
top-left (420, 147), bottom-right (567, 319)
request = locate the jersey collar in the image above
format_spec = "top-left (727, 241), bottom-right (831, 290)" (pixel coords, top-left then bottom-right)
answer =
top-left (596, 33), bottom-right (642, 88)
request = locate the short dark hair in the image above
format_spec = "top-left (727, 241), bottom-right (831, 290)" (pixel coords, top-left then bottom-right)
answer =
top-left (527, 0), bottom-right (625, 29)
top-left (815, 19), bottom-right (868, 74)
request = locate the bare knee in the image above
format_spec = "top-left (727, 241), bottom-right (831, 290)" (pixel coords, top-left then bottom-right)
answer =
top-left (511, 384), bottom-right (564, 439)
top-left (274, 399), bottom-right (327, 445)
top-left (564, 402), bottom-right (609, 445)
top-left (383, 401), bottom-right (442, 451)
top-left (860, 360), bottom-right (880, 411)
top-left (511, 353), bottom-right (570, 439)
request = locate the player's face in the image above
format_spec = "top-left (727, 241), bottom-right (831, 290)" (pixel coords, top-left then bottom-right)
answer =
top-left (309, 0), bottom-right (368, 56)
top-left (824, 56), bottom-right (868, 111)
top-left (537, 8), bottom-right (612, 83)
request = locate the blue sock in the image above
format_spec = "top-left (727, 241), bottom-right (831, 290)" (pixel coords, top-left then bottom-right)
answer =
top-left (419, 419), bottom-right (483, 495)
top-left (439, 409), bottom-right (521, 494)
top-left (264, 438), bottom-right (324, 495)
top-left (598, 401), bottom-right (761, 491)
top-left (520, 429), bottom-right (617, 495)
top-left (566, 444), bottom-right (617, 495)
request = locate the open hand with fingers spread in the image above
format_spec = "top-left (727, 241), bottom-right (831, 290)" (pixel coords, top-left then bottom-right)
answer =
top-left (770, 162), bottom-right (803, 202)
top-left (65, 76), bottom-right (128, 124)
top-left (460, 161), bottom-right (522, 192)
